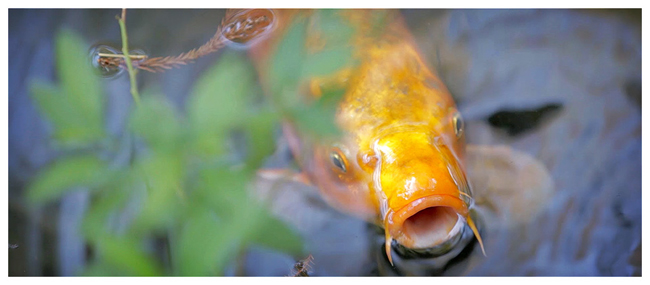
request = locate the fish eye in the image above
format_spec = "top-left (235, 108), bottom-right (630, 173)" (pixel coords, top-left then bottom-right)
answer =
top-left (453, 111), bottom-right (464, 138)
top-left (330, 148), bottom-right (348, 173)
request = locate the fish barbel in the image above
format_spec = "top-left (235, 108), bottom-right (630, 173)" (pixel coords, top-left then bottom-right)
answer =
top-left (248, 9), bottom-right (485, 266)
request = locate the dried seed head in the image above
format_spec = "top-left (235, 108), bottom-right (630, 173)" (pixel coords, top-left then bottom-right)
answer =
top-left (111, 9), bottom-right (276, 73)
top-left (222, 9), bottom-right (275, 45)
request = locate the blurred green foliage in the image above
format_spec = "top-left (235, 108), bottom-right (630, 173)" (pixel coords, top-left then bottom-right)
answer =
top-left (26, 9), bottom-right (361, 276)
top-left (30, 30), bottom-right (105, 146)
top-left (268, 10), bottom-right (357, 139)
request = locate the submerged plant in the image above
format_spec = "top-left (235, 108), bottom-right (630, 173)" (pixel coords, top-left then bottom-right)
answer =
top-left (26, 8), bottom-right (358, 276)
top-left (27, 15), bottom-right (302, 276)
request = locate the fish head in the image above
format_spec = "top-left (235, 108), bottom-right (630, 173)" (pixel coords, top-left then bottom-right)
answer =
top-left (278, 15), bottom-right (484, 263)
top-left (368, 124), bottom-right (476, 258)
top-left (302, 106), bottom-right (479, 263)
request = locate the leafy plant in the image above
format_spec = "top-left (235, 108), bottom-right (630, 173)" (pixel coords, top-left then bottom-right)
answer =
top-left (26, 9), bottom-right (364, 276)
top-left (30, 29), bottom-right (105, 147)
top-left (27, 28), bottom-right (302, 276)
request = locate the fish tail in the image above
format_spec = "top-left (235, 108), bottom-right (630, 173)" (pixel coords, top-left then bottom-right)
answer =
top-left (467, 215), bottom-right (486, 256)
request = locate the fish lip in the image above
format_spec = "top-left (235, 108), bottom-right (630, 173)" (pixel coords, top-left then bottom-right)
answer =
top-left (386, 194), bottom-right (469, 250)
top-left (391, 220), bottom-right (466, 258)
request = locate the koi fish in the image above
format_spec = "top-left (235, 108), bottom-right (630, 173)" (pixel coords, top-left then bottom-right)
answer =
top-left (94, 8), bottom-right (554, 274)
top-left (247, 9), bottom-right (484, 266)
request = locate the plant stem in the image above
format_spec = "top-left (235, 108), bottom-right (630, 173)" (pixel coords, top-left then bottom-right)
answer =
top-left (117, 8), bottom-right (141, 106)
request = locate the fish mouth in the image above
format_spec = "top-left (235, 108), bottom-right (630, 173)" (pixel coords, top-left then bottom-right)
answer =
top-left (400, 206), bottom-right (465, 249)
top-left (388, 194), bottom-right (468, 250)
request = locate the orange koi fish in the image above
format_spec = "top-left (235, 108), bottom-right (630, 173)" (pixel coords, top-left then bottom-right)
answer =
top-left (248, 9), bottom-right (485, 266)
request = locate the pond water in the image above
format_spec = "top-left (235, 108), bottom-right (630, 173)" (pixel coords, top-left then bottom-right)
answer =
top-left (8, 9), bottom-right (641, 276)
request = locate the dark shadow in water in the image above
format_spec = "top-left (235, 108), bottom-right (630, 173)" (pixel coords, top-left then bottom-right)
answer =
top-left (487, 103), bottom-right (563, 136)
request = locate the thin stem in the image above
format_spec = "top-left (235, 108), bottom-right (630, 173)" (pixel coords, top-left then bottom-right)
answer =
top-left (117, 8), bottom-right (141, 106)
top-left (97, 53), bottom-right (147, 59)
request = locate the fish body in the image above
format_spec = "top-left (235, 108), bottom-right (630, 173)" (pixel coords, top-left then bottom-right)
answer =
top-left (249, 9), bottom-right (483, 267)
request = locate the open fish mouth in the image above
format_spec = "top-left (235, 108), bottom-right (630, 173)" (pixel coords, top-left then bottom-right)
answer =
top-left (389, 194), bottom-right (467, 247)
top-left (382, 194), bottom-right (483, 265)
top-left (392, 215), bottom-right (466, 258)
top-left (400, 207), bottom-right (465, 249)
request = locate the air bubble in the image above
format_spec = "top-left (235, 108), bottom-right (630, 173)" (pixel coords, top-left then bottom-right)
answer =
top-left (88, 44), bottom-right (149, 78)
top-left (129, 48), bottom-right (147, 58)
top-left (222, 9), bottom-right (276, 48)
top-left (88, 44), bottom-right (124, 78)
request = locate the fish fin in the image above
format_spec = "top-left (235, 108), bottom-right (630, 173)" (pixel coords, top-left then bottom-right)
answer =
top-left (292, 172), bottom-right (312, 186)
top-left (465, 144), bottom-right (554, 228)
top-left (257, 168), bottom-right (312, 186)
top-left (467, 215), bottom-right (486, 256)
top-left (257, 168), bottom-right (292, 180)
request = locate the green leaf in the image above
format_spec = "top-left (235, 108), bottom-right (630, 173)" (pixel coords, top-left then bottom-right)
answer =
top-left (174, 206), bottom-right (242, 276)
top-left (27, 155), bottom-right (108, 204)
top-left (311, 9), bottom-right (355, 47)
top-left (131, 151), bottom-right (183, 232)
top-left (80, 169), bottom-right (136, 240)
top-left (129, 96), bottom-right (181, 150)
top-left (195, 167), bottom-right (250, 218)
top-left (291, 88), bottom-right (345, 138)
top-left (243, 109), bottom-right (280, 170)
top-left (81, 186), bottom-right (130, 242)
top-left (298, 10), bottom-right (356, 80)
top-left (30, 82), bottom-right (76, 139)
top-left (302, 46), bottom-right (354, 79)
top-left (29, 81), bottom-right (103, 146)
top-left (247, 207), bottom-right (304, 256)
top-left (82, 261), bottom-right (122, 276)
top-left (97, 235), bottom-right (164, 276)
top-left (188, 52), bottom-right (254, 129)
top-left (268, 17), bottom-right (308, 108)
top-left (29, 29), bottom-right (105, 146)
top-left (187, 52), bottom-right (255, 157)
top-left (56, 29), bottom-right (103, 124)
top-left (30, 29), bottom-right (106, 146)
top-left (189, 128), bottom-right (227, 158)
